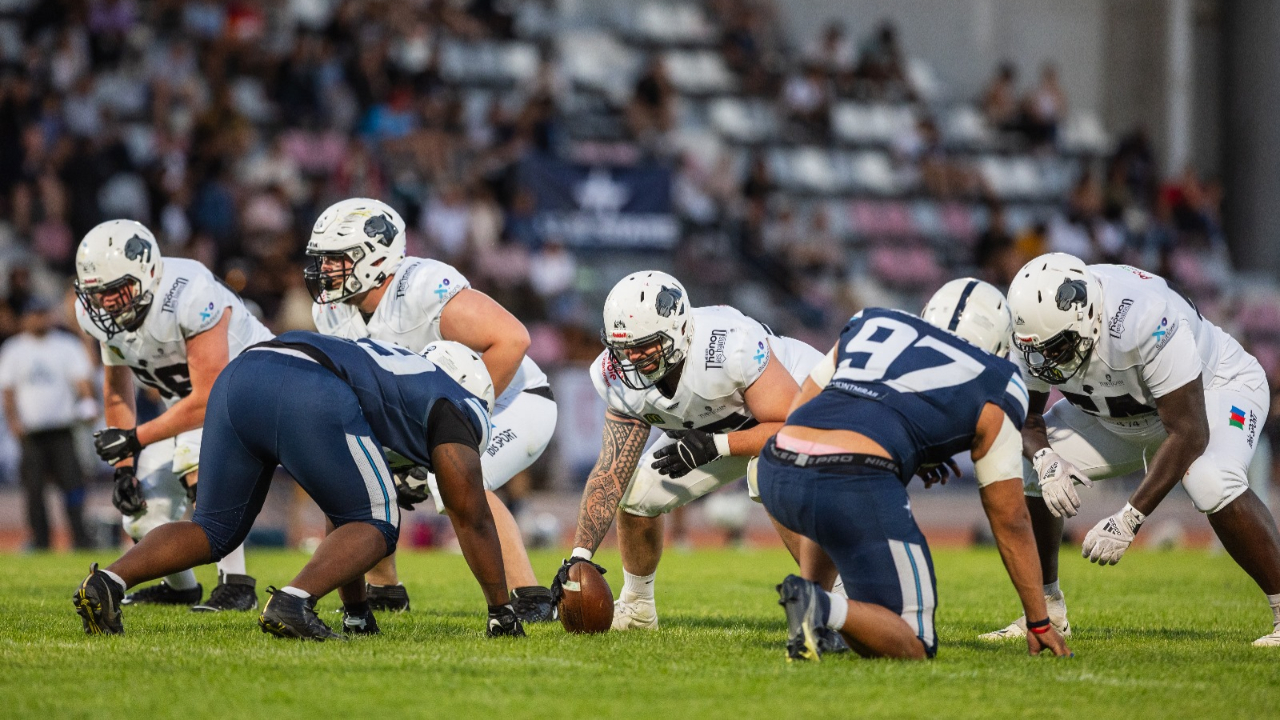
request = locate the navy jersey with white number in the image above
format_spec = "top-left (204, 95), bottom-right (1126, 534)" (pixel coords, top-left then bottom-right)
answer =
top-left (788, 308), bottom-right (1029, 478)
top-left (262, 331), bottom-right (490, 470)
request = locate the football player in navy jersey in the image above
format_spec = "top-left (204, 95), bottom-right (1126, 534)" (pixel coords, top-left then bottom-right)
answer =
top-left (73, 334), bottom-right (522, 641)
top-left (759, 279), bottom-right (1072, 660)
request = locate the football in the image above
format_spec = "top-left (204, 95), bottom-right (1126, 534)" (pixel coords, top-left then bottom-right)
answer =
top-left (558, 562), bottom-right (614, 634)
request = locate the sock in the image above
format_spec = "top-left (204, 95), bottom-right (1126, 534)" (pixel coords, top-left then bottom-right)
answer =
top-left (164, 569), bottom-right (199, 591)
top-left (281, 585), bottom-right (311, 600)
top-left (1268, 593), bottom-right (1280, 628)
top-left (101, 569), bottom-right (126, 592)
top-left (622, 570), bottom-right (656, 601)
top-left (824, 591), bottom-right (848, 631)
top-left (1044, 580), bottom-right (1060, 597)
top-left (216, 544), bottom-right (247, 576)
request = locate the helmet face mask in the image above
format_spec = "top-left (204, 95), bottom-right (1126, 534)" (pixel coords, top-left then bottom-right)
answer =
top-left (74, 220), bottom-right (163, 338)
top-left (1017, 329), bottom-right (1093, 384)
top-left (76, 275), bottom-right (152, 335)
top-left (600, 271), bottom-right (691, 391)
top-left (305, 198), bottom-right (406, 305)
top-left (304, 247), bottom-right (367, 304)
top-left (601, 328), bottom-right (685, 390)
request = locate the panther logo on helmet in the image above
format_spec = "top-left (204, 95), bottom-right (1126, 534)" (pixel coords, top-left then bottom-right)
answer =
top-left (363, 214), bottom-right (399, 247)
top-left (124, 235), bottom-right (152, 263)
top-left (655, 286), bottom-right (683, 318)
top-left (1055, 279), bottom-right (1088, 311)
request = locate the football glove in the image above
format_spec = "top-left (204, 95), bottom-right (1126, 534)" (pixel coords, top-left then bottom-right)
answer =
top-left (392, 466), bottom-right (432, 511)
top-left (1082, 503), bottom-right (1145, 565)
top-left (652, 429), bottom-right (728, 478)
top-left (549, 556), bottom-right (608, 607)
top-left (1032, 448), bottom-right (1091, 518)
top-left (94, 427), bottom-right (142, 466)
top-left (486, 604), bottom-right (526, 638)
top-left (112, 465), bottom-right (146, 517)
top-left (180, 475), bottom-right (197, 505)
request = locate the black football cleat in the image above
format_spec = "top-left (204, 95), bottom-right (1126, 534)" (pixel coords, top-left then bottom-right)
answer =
top-left (73, 563), bottom-right (125, 636)
top-left (123, 580), bottom-right (203, 607)
top-left (342, 605), bottom-right (380, 636)
top-left (366, 583), bottom-right (410, 612)
top-left (487, 604), bottom-right (526, 638)
top-left (258, 588), bottom-right (346, 642)
top-left (777, 574), bottom-right (827, 662)
top-left (192, 573), bottom-right (257, 612)
top-left (511, 586), bottom-right (557, 623)
top-left (815, 626), bottom-right (851, 655)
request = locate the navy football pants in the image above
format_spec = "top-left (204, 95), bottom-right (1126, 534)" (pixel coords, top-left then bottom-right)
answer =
top-left (758, 443), bottom-right (938, 657)
top-left (192, 349), bottom-right (400, 559)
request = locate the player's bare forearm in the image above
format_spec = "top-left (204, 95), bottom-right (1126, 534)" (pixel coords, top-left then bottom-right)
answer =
top-left (572, 412), bottom-right (649, 552)
top-left (1020, 391), bottom-right (1051, 459)
top-left (726, 421), bottom-right (785, 456)
top-left (137, 314), bottom-right (229, 447)
top-left (981, 478), bottom-right (1049, 622)
top-left (439, 289), bottom-right (530, 397)
top-left (1130, 377), bottom-right (1208, 515)
top-left (2, 388), bottom-right (21, 437)
top-left (478, 338), bottom-right (527, 398)
top-left (103, 365), bottom-right (137, 464)
top-left (432, 442), bottom-right (509, 606)
top-left (137, 396), bottom-right (207, 447)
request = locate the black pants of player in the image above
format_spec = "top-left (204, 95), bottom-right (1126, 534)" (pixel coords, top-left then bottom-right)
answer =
top-left (20, 428), bottom-right (90, 550)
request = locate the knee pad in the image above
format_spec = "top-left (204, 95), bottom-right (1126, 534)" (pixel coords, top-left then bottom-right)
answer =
top-left (1184, 451), bottom-right (1250, 514)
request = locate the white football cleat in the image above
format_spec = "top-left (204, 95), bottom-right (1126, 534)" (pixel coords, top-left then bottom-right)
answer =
top-left (979, 591), bottom-right (1071, 640)
top-left (612, 595), bottom-right (659, 631)
top-left (1253, 628), bottom-right (1280, 647)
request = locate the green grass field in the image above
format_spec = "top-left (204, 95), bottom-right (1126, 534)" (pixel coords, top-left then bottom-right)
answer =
top-left (2, 547), bottom-right (1277, 719)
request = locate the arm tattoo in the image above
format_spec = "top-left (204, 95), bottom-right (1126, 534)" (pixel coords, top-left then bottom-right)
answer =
top-left (573, 414), bottom-right (650, 552)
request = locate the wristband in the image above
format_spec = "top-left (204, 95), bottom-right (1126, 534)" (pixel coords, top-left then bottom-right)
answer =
top-left (713, 433), bottom-right (732, 458)
top-left (571, 547), bottom-right (593, 560)
top-left (1027, 617), bottom-right (1052, 634)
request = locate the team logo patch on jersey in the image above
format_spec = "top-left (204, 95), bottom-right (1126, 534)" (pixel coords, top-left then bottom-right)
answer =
top-left (161, 278), bottom-right (189, 312)
top-left (199, 302), bottom-right (215, 323)
top-left (1108, 298), bottom-right (1133, 338)
top-left (434, 278), bottom-right (452, 300)
top-left (1121, 265), bottom-right (1154, 280)
top-left (643, 413), bottom-right (664, 424)
top-left (124, 235), bottom-right (152, 263)
top-left (754, 341), bottom-right (768, 368)
top-left (655, 286), bottom-right (683, 317)
top-left (1151, 317), bottom-right (1175, 350)
top-left (363, 214), bottom-right (399, 246)
top-left (705, 329), bottom-right (728, 368)
top-left (1229, 406), bottom-right (1246, 429)
top-left (1055, 278), bottom-right (1088, 311)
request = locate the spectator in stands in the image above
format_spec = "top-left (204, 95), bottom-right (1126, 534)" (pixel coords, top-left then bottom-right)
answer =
top-left (627, 57), bottom-right (676, 142)
top-left (1023, 63), bottom-right (1067, 148)
top-left (782, 64), bottom-right (831, 140)
top-left (0, 298), bottom-right (96, 551)
top-left (1050, 168), bottom-right (1124, 263)
top-left (854, 21), bottom-right (911, 100)
top-left (806, 21), bottom-right (856, 74)
top-left (982, 61), bottom-right (1020, 131)
top-left (974, 202), bottom-right (1020, 288)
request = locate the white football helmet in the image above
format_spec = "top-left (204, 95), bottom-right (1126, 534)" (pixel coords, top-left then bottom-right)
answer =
top-left (74, 220), bottom-right (164, 336)
top-left (921, 278), bottom-right (1013, 357)
top-left (1006, 253), bottom-right (1102, 384)
top-left (423, 340), bottom-right (495, 415)
top-left (304, 197), bottom-right (406, 304)
top-left (601, 271), bottom-right (691, 390)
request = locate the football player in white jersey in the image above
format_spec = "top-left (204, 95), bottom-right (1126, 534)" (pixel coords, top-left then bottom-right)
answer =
top-left (306, 198), bottom-right (558, 622)
top-left (74, 220), bottom-right (274, 612)
top-left (550, 271), bottom-right (824, 631)
top-left (980, 253), bottom-right (1280, 646)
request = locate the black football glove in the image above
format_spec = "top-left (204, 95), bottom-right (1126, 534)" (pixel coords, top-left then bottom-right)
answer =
top-left (549, 556), bottom-right (608, 607)
top-left (180, 475), bottom-right (198, 505)
top-left (486, 604), bottom-right (526, 638)
top-left (392, 467), bottom-right (432, 511)
top-left (112, 465), bottom-right (146, 517)
top-left (651, 428), bottom-right (722, 478)
top-left (94, 427), bottom-right (142, 466)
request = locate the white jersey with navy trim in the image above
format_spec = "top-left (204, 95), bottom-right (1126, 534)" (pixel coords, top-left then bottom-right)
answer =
top-left (1014, 264), bottom-right (1262, 423)
top-left (75, 257), bottom-right (273, 408)
top-left (312, 256), bottom-right (549, 400)
top-left (592, 305), bottom-right (820, 433)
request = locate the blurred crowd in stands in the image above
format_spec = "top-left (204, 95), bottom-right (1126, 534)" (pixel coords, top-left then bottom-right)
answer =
top-left (0, 0), bottom-right (1277, 489)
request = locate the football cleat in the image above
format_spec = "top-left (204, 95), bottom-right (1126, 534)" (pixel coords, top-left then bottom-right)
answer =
top-left (122, 580), bottom-right (203, 607)
top-left (192, 573), bottom-right (258, 612)
top-left (612, 595), bottom-right (659, 630)
top-left (258, 588), bottom-right (346, 642)
top-left (777, 574), bottom-right (828, 662)
top-left (511, 586), bottom-right (557, 623)
top-left (73, 563), bottom-right (125, 636)
top-left (342, 605), bottom-right (380, 636)
top-left (487, 604), bottom-right (526, 638)
top-left (366, 583), bottom-right (411, 612)
top-left (815, 626), bottom-right (851, 655)
top-left (1253, 628), bottom-right (1280, 647)
top-left (978, 590), bottom-right (1071, 640)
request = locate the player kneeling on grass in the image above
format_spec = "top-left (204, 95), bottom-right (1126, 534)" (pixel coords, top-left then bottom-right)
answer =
top-left (760, 280), bottom-right (1072, 660)
top-left (552, 272), bottom-right (824, 633)
top-left (981, 254), bottom-right (1280, 647)
top-left (73, 333), bottom-right (523, 641)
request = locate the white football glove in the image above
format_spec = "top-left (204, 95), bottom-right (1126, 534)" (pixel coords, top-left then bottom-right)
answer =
top-left (1032, 448), bottom-right (1092, 518)
top-left (1082, 503), bottom-right (1146, 565)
